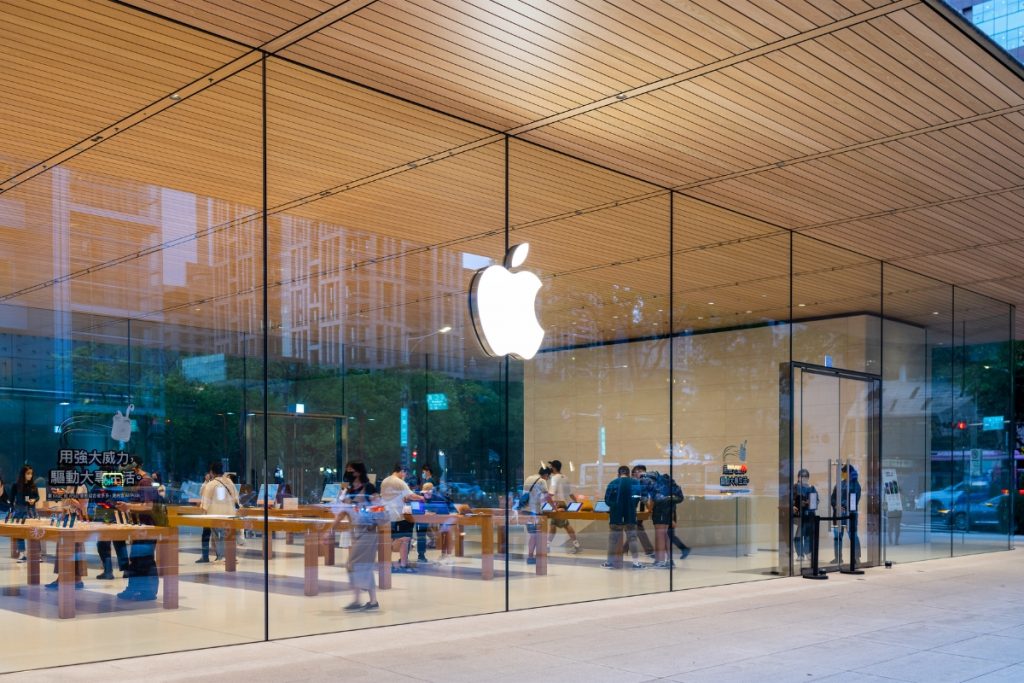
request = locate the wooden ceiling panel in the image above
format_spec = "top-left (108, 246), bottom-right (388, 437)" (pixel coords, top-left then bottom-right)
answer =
top-left (265, 58), bottom-right (493, 207)
top-left (508, 139), bottom-right (661, 227)
top-left (122, 0), bottom-right (337, 47)
top-left (5, 0), bottom-right (1024, 340)
top-left (895, 244), bottom-right (1024, 287)
top-left (0, 0), bottom-right (245, 180)
top-left (280, 0), bottom-right (864, 132)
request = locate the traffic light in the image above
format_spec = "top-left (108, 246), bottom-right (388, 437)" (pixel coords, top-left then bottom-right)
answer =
top-left (955, 420), bottom-right (967, 430)
top-left (411, 449), bottom-right (418, 464)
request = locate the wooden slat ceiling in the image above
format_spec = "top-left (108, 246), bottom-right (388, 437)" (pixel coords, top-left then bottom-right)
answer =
top-left (1, 0), bottom-right (1021, 346)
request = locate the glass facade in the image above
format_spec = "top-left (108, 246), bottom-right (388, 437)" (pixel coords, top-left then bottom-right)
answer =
top-left (0, 3), bottom-right (1016, 674)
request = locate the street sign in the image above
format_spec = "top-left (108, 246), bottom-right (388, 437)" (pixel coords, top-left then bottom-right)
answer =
top-left (982, 415), bottom-right (1004, 431)
top-left (400, 407), bottom-right (409, 446)
top-left (426, 393), bottom-right (448, 411)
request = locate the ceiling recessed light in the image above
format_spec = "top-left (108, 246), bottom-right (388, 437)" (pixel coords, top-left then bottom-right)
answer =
top-left (745, 310), bottom-right (752, 314)
top-left (169, 93), bottom-right (182, 101)
top-left (798, 303), bottom-right (806, 307)
top-left (932, 311), bottom-right (939, 315)
top-left (707, 302), bottom-right (714, 305)
top-left (59, 401), bottom-right (70, 406)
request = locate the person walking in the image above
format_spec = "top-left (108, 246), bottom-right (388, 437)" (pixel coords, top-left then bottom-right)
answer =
top-left (336, 461), bottom-right (380, 611)
top-left (523, 467), bottom-right (553, 565)
top-left (198, 462), bottom-right (239, 563)
top-left (10, 465), bottom-right (39, 561)
top-left (547, 460), bottom-right (581, 554)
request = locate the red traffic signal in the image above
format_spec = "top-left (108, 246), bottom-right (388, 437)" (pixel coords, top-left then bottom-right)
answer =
top-left (955, 420), bottom-right (967, 430)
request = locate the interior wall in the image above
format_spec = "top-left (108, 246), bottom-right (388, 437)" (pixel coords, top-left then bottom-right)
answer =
top-left (524, 314), bottom-right (922, 554)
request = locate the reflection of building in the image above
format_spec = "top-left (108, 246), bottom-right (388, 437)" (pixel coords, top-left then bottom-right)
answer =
top-left (952, 0), bottom-right (1024, 60)
top-left (274, 214), bottom-right (464, 372)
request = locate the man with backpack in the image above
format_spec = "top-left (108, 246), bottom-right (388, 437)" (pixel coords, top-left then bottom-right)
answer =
top-left (651, 472), bottom-right (688, 567)
top-left (630, 465), bottom-right (657, 558)
top-left (602, 466), bottom-right (645, 569)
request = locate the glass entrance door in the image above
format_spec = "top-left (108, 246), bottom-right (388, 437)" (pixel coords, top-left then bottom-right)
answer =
top-left (791, 365), bottom-right (880, 575)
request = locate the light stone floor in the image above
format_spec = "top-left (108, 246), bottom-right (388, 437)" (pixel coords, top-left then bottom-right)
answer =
top-left (4, 537), bottom-right (1023, 682)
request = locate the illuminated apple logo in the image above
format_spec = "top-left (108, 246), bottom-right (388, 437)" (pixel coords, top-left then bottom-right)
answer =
top-left (469, 243), bottom-right (544, 360)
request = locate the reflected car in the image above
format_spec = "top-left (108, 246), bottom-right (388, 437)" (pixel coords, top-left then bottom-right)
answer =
top-left (915, 481), bottom-right (989, 511)
top-left (934, 493), bottom-right (1009, 531)
top-left (444, 482), bottom-right (484, 499)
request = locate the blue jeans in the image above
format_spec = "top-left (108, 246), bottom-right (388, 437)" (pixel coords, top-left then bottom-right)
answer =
top-left (126, 540), bottom-right (158, 597)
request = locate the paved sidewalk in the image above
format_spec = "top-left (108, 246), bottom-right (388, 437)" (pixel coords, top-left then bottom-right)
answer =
top-left (9, 547), bottom-right (1024, 682)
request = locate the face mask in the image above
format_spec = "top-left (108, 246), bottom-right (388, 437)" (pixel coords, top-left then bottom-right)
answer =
top-left (343, 471), bottom-right (356, 483)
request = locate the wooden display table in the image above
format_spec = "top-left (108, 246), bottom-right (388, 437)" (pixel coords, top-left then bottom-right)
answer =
top-left (0, 520), bottom-right (179, 619)
top-left (403, 511), bottom-right (496, 580)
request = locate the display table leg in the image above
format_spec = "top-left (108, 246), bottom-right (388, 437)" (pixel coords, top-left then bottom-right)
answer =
top-left (27, 539), bottom-right (41, 585)
top-left (480, 517), bottom-right (494, 580)
top-left (160, 531), bottom-right (179, 609)
top-left (225, 528), bottom-right (237, 572)
top-left (57, 536), bottom-right (75, 619)
top-left (324, 530), bottom-right (335, 566)
top-left (303, 530), bottom-right (319, 596)
top-left (537, 519), bottom-right (548, 575)
top-left (377, 523), bottom-right (392, 590)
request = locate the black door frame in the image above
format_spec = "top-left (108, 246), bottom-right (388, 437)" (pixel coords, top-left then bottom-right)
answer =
top-left (780, 361), bottom-right (881, 576)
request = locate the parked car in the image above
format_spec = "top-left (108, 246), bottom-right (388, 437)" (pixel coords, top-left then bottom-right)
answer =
top-left (933, 493), bottom-right (1010, 531)
top-left (915, 480), bottom-right (989, 511)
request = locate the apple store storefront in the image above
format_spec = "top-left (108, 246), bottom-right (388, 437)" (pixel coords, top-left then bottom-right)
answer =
top-left (0, 0), bottom-right (1019, 673)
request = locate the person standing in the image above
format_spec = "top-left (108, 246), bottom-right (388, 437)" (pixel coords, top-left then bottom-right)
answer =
top-left (379, 463), bottom-right (423, 573)
top-left (830, 464), bottom-right (862, 564)
top-left (10, 465), bottom-right (39, 561)
top-left (603, 466), bottom-right (645, 569)
top-left (45, 483), bottom-right (89, 590)
top-left (792, 468), bottom-right (818, 560)
top-left (547, 460), bottom-right (581, 554)
top-left (115, 457), bottom-right (160, 601)
top-left (630, 465), bottom-right (656, 558)
top-left (651, 473), bottom-right (685, 568)
top-left (416, 464), bottom-right (439, 556)
top-left (198, 462), bottom-right (239, 563)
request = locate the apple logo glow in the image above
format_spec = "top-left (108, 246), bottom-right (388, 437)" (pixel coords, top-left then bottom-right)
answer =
top-left (469, 243), bottom-right (544, 360)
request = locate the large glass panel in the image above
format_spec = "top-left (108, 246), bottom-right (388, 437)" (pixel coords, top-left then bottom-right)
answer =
top-left (0, 57), bottom-right (264, 670)
top-left (950, 288), bottom-right (1013, 555)
top-left (880, 265), bottom-right (954, 562)
top-left (513, 139), bottom-right (671, 608)
top-left (672, 198), bottom-right (788, 584)
top-left (792, 236), bottom-right (882, 374)
top-left (264, 57), bottom-right (505, 636)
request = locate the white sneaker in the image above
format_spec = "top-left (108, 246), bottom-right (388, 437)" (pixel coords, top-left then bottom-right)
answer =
top-left (569, 542), bottom-right (581, 554)
top-left (17, 553), bottom-right (27, 563)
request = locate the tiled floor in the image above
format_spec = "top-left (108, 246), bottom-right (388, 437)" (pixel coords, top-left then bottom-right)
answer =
top-left (6, 541), bottom-right (1023, 682)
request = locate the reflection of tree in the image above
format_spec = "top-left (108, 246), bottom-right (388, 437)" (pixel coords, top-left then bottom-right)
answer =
top-left (67, 337), bottom-right (523, 498)
top-left (932, 341), bottom-right (1018, 451)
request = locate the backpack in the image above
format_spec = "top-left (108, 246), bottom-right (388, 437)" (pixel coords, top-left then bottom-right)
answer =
top-left (656, 473), bottom-right (684, 504)
top-left (516, 477), bottom-right (540, 511)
